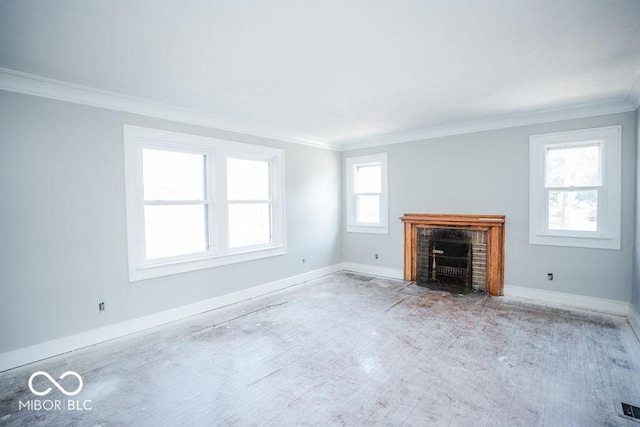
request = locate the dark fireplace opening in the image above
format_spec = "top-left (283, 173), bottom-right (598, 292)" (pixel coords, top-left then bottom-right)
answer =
top-left (417, 228), bottom-right (481, 294)
top-left (428, 240), bottom-right (472, 286)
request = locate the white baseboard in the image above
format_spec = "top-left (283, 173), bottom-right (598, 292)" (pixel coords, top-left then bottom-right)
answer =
top-left (504, 285), bottom-right (629, 316)
top-left (341, 262), bottom-right (404, 280)
top-left (0, 264), bottom-right (343, 373)
top-left (628, 304), bottom-right (640, 342)
top-left (3, 265), bottom-right (632, 372)
top-left (338, 266), bottom-right (630, 317)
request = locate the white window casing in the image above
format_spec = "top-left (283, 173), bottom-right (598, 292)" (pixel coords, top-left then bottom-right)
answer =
top-left (529, 125), bottom-right (621, 250)
top-left (346, 153), bottom-right (389, 234)
top-left (124, 125), bottom-right (285, 281)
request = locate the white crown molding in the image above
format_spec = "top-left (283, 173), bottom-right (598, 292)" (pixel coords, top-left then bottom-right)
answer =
top-left (337, 100), bottom-right (637, 151)
top-left (0, 67), bottom-right (337, 151)
top-left (1, 67), bottom-right (636, 153)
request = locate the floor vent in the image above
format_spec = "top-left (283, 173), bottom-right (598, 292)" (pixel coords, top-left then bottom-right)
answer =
top-left (621, 402), bottom-right (640, 422)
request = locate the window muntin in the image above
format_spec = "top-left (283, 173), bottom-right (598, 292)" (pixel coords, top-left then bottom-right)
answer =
top-left (346, 153), bottom-right (388, 234)
top-left (124, 126), bottom-right (285, 281)
top-left (529, 126), bottom-right (621, 250)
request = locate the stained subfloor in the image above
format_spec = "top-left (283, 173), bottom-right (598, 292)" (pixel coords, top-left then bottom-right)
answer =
top-left (1, 272), bottom-right (640, 426)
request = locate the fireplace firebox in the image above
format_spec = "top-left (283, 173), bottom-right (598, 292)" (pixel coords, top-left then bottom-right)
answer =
top-left (417, 228), bottom-right (474, 293)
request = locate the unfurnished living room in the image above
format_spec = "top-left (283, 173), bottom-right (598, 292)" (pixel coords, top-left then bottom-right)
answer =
top-left (1, 1), bottom-right (640, 425)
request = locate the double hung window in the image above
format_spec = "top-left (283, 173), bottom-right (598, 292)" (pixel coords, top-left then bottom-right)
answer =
top-left (124, 126), bottom-right (285, 281)
top-left (346, 153), bottom-right (388, 234)
top-left (529, 126), bottom-right (621, 249)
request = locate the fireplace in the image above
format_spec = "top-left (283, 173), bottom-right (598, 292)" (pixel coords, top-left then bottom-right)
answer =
top-left (401, 214), bottom-right (505, 296)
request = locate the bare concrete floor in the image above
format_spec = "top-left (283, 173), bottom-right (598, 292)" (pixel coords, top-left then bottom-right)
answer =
top-left (1, 272), bottom-right (640, 426)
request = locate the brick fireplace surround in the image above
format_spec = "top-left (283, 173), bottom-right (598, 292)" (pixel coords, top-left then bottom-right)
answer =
top-left (400, 214), bottom-right (506, 296)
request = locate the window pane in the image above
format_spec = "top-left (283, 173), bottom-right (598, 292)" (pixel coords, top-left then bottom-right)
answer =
top-left (144, 205), bottom-right (207, 259)
top-left (355, 164), bottom-right (381, 194)
top-left (548, 190), bottom-right (597, 232)
top-left (143, 149), bottom-right (205, 200)
top-left (227, 158), bottom-right (269, 200)
top-left (356, 195), bottom-right (380, 223)
top-left (546, 144), bottom-right (600, 187)
top-left (229, 203), bottom-right (270, 248)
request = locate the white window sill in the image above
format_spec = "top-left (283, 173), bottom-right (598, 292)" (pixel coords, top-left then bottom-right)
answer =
top-left (129, 246), bottom-right (286, 282)
top-left (347, 224), bottom-right (389, 234)
top-left (529, 233), bottom-right (620, 250)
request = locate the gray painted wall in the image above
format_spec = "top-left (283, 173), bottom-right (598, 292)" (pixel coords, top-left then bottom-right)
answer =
top-left (0, 89), bottom-right (635, 356)
top-left (634, 107), bottom-right (640, 312)
top-left (0, 91), bottom-right (342, 354)
top-left (342, 112), bottom-right (636, 302)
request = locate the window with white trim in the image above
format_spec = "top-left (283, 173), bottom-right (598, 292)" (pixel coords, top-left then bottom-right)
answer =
top-left (529, 126), bottom-right (621, 249)
top-left (346, 153), bottom-right (388, 234)
top-left (124, 126), bottom-right (285, 281)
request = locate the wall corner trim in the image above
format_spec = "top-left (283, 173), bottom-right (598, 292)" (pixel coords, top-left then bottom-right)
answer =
top-left (0, 264), bottom-right (343, 373)
top-left (628, 304), bottom-right (640, 342)
top-left (504, 285), bottom-right (630, 316)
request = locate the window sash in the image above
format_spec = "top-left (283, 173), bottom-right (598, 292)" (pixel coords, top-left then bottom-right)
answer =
top-left (225, 155), bottom-right (277, 249)
top-left (227, 201), bottom-right (273, 250)
top-left (543, 187), bottom-right (602, 236)
top-left (124, 125), bottom-right (286, 281)
top-left (354, 163), bottom-right (382, 194)
top-left (140, 146), bottom-right (214, 264)
top-left (354, 193), bottom-right (381, 225)
top-left (544, 141), bottom-right (603, 188)
top-left (142, 203), bottom-right (212, 263)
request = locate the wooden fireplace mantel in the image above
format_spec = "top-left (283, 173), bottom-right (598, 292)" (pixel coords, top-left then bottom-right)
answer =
top-left (400, 213), bottom-right (505, 296)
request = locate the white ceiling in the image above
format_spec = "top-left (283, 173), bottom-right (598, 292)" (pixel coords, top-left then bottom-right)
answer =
top-left (1, 0), bottom-right (639, 149)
